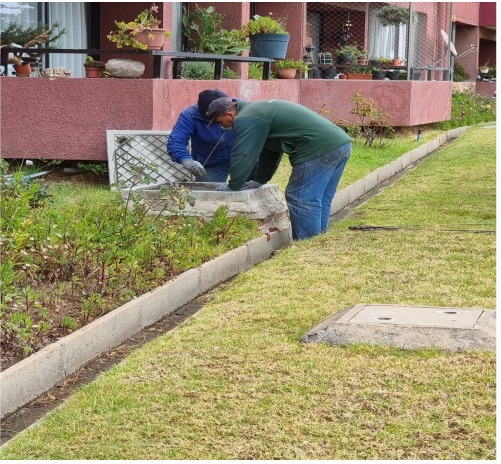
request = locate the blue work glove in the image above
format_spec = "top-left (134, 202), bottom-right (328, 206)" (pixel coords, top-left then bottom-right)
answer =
top-left (241, 180), bottom-right (263, 190)
top-left (181, 159), bottom-right (206, 177)
top-left (215, 184), bottom-right (232, 192)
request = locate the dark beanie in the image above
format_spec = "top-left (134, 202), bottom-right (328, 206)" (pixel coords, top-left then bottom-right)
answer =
top-left (198, 89), bottom-right (229, 115)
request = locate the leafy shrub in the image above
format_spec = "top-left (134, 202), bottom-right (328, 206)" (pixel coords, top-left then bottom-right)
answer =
top-left (249, 62), bottom-right (264, 80)
top-left (182, 5), bottom-right (248, 55)
top-left (327, 92), bottom-right (395, 148)
top-left (181, 61), bottom-right (215, 79)
top-left (180, 61), bottom-right (238, 79)
top-left (453, 62), bottom-right (470, 82)
top-left (437, 89), bottom-right (496, 130)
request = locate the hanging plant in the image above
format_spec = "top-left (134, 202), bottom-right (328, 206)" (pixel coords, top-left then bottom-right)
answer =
top-left (377, 5), bottom-right (409, 26)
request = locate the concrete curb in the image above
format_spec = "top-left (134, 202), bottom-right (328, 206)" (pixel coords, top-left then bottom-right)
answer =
top-left (0, 128), bottom-right (466, 420)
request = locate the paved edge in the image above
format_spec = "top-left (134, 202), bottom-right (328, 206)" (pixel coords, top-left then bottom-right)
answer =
top-left (301, 304), bottom-right (496, 352)
top-left (0, 127), bottom-right (467, 420)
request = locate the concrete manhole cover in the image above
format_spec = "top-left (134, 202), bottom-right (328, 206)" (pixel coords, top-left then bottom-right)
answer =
top-left (337, 304), bottom-right (483, 329)
top-left (302, 304), bottom-right (495, 352)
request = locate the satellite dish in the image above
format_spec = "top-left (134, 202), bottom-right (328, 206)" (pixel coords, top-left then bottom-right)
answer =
top-left (441, 29), bottom-right (458, 56)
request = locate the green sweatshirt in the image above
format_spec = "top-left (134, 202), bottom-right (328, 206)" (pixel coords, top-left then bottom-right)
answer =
top-left (228, 99), bottom-right (351, 190)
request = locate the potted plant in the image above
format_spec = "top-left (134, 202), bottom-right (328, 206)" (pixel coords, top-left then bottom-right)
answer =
top-left (0, 20), bottom-right (65, 49)
top-left (479, 61), bottom-right (490, 74)
top-left (377, 4), bottom-right (410, 26)
top-left (275, 59), bottom-right (308, 79)
top-left (309, 67), bottom-right (322, 79)
top-left (10, 55), bottom-right (31, 77)
top-left (346, 66), bottom-right (373, 80)
top-left (335, 44), bottom-right (361, 65)
top-left (318, 51), bottom-right (333, 65)
top-left (0, 20), bottom-right (65, 76)
top-left (357, 50), bottom-right (369, 65)
top-left (107, 3), bottom-right (171, 50)
top-left (378, 57), bottom-right (393, 66)
top-left (372, 67), bottom-right (385, 80)
top-left (241, 14), bottom-right (289, 59)
top-left (83, 56), bottom-right (105, 78)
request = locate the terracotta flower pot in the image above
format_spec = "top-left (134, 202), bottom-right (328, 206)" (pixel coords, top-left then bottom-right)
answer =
top-left (392, 58), bottom-right (402, 66)
top-left (85, 67), bottom-right (102, 78)
top-left (14, 63), bottom-right (32, 77)
top-left (277, 68), bottom-right (297, 79)
top-left (347, 73), bottom-right (373, 80)
top-left (136, 29), bottom-right (167, 50)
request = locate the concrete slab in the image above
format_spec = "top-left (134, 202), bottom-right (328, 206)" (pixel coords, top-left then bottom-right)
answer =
top-left (337, 304), bottom-right (483, 329)
top-left (122, 182), bottom-right (291, 233)
top-left (302, 304), bottom-right (495, 352)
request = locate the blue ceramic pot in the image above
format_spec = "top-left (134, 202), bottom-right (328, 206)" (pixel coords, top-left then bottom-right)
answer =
top-left (250, 34), bottom-right (290, 59)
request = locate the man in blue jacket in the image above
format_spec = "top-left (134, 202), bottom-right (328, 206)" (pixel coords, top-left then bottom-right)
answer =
top-left (167, 89), bottom-right (235, 182)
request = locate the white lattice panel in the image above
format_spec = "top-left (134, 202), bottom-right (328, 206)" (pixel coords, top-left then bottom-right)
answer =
top-left (106, 130), bottom-right (194, 190)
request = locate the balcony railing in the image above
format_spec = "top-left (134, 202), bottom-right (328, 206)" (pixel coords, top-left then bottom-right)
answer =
top-left (0, 48), bottom-right (276, 80)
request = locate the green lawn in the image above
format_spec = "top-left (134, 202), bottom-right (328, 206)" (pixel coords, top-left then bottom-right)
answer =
top-left (272, 128), bottom-right (444, 191)
top-left (1, 125), bottom-right (495, 460)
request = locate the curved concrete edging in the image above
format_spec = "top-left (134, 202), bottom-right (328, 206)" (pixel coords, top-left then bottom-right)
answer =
top-left (0, 127), bottom-right (467, 420)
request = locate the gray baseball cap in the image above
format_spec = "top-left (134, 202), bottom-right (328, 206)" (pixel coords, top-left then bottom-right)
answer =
top-left (207, 97), bottom-right (238, 126)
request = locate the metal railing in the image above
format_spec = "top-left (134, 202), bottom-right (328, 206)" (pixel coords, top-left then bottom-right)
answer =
top-left (0, 48), bottom-right (276, 80)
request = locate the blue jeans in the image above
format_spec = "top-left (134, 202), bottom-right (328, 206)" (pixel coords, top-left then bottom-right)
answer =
top-left (285, 142), bottom-right (351, 240)
top-left (195, 163), bottom-right (230, 183)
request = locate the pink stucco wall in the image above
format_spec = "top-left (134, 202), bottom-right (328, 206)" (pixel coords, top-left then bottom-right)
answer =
top-left (0, 77), bottom-right (452, 161)
top-left (453, 2), bottom-right (480, 25)
top-left (478, 2), bottom-right (496, 27)
top-left (476, 81), bottom-right (496, 96)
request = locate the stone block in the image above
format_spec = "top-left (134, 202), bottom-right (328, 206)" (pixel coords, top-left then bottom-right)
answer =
top-left (199, 245), bottom-right (249, 293)
top-left (409, 145), bottom-right (427, 163)
top-left (375, 164), bottom-right (394, 184)
top-left (140, 268), bottom-right (201, 328)
top-left (0, 344), bottom-right (64, 418)
top-left (61, 299), bottom-right (143, 375)
top-left (246, 228), bottom-right (293, 266)
top-left (363, 170), bottom-right (379, 192)
top-left (347, 179), bottom-right (367, 204)
top-left (400, 151), bottom-right (412, 169)
top-left (331, 187), bottom-right (350, 214)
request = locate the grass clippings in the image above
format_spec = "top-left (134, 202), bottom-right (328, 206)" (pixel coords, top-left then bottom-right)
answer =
top-left (1, 125), bottom-right (495, 460)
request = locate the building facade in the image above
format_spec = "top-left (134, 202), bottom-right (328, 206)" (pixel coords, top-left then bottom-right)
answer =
top-left (0, 2), bottom-right (496, 161)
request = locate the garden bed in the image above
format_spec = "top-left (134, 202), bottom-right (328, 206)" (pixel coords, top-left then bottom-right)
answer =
top-left (0, 166), bottom-right (261, 371)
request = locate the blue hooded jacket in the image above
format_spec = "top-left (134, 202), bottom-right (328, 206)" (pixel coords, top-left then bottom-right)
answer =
top-left (166, 104), bottom-right (234, 168)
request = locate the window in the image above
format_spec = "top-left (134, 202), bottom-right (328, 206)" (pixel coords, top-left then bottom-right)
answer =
top-left (368, 5), bottom-right (407, 60)
top-left (1, 2), bottom-right (87, 77)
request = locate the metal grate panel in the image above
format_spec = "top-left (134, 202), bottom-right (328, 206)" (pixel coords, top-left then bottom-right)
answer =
top-left (106, 130), bottom-right (194, 190)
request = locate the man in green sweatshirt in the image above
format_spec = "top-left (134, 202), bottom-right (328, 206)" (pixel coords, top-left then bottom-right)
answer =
top-left (206, 97), bottom-right (352, 240)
